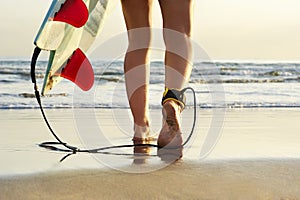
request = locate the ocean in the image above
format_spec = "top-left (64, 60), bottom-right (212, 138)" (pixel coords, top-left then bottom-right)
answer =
top-left (0, 59), bottom-right (299, 109)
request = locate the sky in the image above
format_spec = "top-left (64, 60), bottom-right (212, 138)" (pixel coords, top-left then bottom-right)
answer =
top-left (1, 0), bottom-right (300, 61)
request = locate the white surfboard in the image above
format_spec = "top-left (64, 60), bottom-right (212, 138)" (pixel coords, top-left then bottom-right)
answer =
top-left (34, 0), bottom-right (109, 95)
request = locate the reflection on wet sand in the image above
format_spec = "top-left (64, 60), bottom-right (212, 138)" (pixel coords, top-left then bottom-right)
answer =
top-left (157, 146), bottom-right (183, 163)
top-left (133, 140), bottom-right (152, 165)
top-left (132, 140), bottom-right (183, 164)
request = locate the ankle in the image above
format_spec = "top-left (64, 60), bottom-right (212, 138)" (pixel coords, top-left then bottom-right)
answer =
top-left (163, 100), bottom-right (182, 112)
top-left (133, 118), bottom-right (149, 128)
top-left (161, 88), bottom-right (186, 112)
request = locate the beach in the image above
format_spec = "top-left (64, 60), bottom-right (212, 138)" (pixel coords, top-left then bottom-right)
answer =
top-left (1, 54), bottom-right (300, 200)
top-left (1, 0), bottom-right (300, 198)
top-left (1, 108), bottom-right (300, 199)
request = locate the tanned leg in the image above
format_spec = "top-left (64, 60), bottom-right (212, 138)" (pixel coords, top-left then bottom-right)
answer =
top-left (158, 0), bottom-right (194, 147)
top-left (121, 0), bottom-right (153, 141)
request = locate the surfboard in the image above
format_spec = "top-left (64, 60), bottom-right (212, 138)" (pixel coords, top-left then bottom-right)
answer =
top-left (34, 0), bottom-right (109, 95)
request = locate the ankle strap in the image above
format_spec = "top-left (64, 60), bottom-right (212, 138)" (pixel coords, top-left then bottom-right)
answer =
top-left (161, 88), bottom-right (186, 110)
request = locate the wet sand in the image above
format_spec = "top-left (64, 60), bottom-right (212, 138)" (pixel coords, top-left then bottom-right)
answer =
top-left (0, 108), bottom-right (300, 199)
top-left (1, 159), bottom-right (300, 200)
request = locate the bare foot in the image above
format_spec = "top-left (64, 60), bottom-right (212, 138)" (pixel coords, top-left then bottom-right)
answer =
top-left (157, 100), bottom-right (183, 148)
top-left (132, 124), bottom-right (150, 142)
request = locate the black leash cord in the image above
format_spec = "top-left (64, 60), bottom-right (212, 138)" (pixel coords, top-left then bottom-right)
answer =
top-left (181, 87), bottom-right (197, 147)
top-left (30, 47), bottom-right (197, 158)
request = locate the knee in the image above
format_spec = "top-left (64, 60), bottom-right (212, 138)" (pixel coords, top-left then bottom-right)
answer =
top-left (127, 28), bottom-right (152, 51)
top-left (163, 28), bottom-right (192, 54)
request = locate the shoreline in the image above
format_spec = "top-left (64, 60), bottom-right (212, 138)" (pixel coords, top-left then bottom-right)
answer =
top-left (1, 105), bottom-right (300, 110)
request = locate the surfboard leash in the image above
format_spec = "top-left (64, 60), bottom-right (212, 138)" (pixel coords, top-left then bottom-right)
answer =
top-left (30, 47), bottom-right (197, 162)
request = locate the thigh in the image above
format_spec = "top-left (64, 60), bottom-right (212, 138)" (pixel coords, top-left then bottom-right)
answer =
top-left (158, 0), bottom-right (194, 36)
top-left (121, 0), bottom-right (153, 30)
top-left (121, 0), bottom-right (153, 49)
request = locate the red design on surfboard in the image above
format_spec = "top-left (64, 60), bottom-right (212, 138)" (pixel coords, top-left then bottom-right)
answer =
top-left (53, 0), bottom-right (88, 28)
top-left (60, 48), bottom-right (94, 91)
